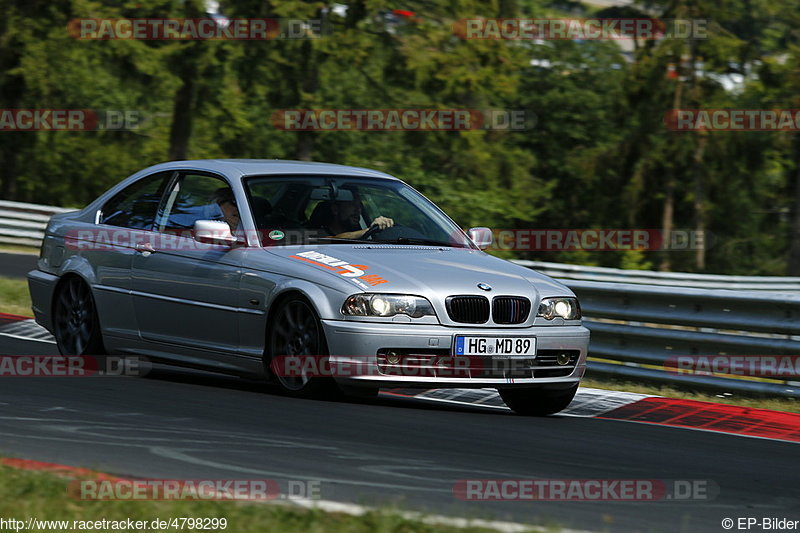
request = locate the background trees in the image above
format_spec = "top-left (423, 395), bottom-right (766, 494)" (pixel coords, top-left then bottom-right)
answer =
top-left (0, 0), bottom-right (797, 274)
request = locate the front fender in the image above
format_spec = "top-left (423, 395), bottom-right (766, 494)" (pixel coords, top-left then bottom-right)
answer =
top-left (266, 278), bottom-right (348, 320)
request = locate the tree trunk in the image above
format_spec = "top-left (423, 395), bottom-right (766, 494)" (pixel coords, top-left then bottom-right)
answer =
top-left (295, 132), bottom-right (314, 161)
top-left (293, 38), bottom-right (319, 161)
top-left (0, 136), bottom-right (20, 200)
top-left (692, 134), bottom-right (708, 270)
top-left (167, 67), bottom-right (196, 161)
top-left (659, 177), bottom-right (675, 271)
top-left (166, 0), bottom-right (206, 161)
top-left (659, 72), bottom-right (684, 272)
top-left (788, 133), bottom-right (800, 275)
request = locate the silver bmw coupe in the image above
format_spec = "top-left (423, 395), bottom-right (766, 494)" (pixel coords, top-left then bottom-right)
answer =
top-left (28, 160), bottom-right (589, 414)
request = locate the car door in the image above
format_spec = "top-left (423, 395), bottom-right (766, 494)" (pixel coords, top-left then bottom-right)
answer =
top-left (84, 170), bottom-right (174, 342)
top-left (131, 171), bottom-right (245, 359)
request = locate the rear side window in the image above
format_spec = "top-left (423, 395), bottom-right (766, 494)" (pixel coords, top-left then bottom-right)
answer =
top-left (156, 173), bottom-right (234, 233)
top-left (100, 171), bottom-right (172, 230)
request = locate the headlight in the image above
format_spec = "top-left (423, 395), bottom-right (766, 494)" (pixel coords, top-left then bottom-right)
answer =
top-left (537, 297), bottom-right (581, 320)
top-left (342, 294), bottom-right (435, 318)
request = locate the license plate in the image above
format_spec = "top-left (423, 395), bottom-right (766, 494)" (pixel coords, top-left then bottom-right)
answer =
top-left (453, 336), bottom-right (536, 357)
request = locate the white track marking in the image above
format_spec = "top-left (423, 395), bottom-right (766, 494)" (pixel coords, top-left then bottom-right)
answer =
top-left (384, 387), bottom-right (651, 417)
top-left (0, 319), bottom-right (55, 344)
top-left (0, 332), bottom-right (56, 344)
top-left (287, 498), bottom-right (594, 533)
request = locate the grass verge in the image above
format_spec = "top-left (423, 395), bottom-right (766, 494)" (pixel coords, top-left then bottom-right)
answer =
top-left (581, 377), bottom-right (800, 413)
top-left (0, 461), bottom-right (538, 533)
top-left (0, 244), bottom-right (39, 255)
top-left (0, 276), bottom-right (32, 317)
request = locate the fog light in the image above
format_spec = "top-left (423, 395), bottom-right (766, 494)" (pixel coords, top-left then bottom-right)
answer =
top-left (556, 352), bottom-right (571, 366)
top-left (385, 351), bottom-right (401, 365)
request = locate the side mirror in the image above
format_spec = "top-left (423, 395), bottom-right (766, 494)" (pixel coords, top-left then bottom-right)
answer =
top-left (468, 227), bottom-right (493, 250)
top-left (193, 220), bottom-right (239, 246)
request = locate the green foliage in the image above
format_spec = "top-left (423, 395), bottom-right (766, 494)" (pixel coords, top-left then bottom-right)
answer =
top-left (1, 0), bottom-right (799, 274)
top-left (0, 276), bottom-right (32, 317)
top-left (0, 461), bottom-right (510, 533)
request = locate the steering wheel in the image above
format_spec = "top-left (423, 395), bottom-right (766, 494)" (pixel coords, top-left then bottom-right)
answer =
top-left (361, 224), bottom-right (384, 240)
top-left (362, 224), bottom-right (424, 242)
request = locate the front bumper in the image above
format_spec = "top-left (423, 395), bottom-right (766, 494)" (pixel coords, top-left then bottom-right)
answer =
top-left (320, 319), bottom-right (590, 388)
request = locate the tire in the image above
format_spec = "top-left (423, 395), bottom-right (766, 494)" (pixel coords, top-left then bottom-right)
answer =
top-left (266, 295), bottom-right (337, 398)
top-left (53, 276), bottom-right (105, 356)
top-left (498, 384), bottom-right (579, 416)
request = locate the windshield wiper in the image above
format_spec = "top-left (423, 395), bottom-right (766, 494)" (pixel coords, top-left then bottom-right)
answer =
top-left (307, 236), bottom-right (375, 244)
top-left (377, 237), bottom-right (460, 247)
top-left (308, 236), bottom-right (465, 247)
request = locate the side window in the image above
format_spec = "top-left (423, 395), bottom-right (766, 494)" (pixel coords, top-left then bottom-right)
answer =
top-left (100, 171), bottom-right (172, 230)
top-left (156, 173), bottom-right (235, 234)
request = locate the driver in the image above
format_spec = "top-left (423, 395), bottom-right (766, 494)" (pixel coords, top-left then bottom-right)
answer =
top-left (210, 187), bottom-right (240, 231)
top-left (326, 193), bottom-right (394, 239)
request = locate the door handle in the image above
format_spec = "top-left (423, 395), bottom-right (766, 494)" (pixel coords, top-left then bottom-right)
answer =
top-left (135, 242), bottom-right (155, 255)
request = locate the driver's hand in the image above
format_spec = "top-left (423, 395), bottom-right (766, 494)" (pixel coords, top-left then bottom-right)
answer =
top-left (370, 216), bottom-right (394, 230)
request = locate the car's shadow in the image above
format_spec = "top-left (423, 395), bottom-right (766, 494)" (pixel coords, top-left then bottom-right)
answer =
top-left (134, 363), bottom-right (512, 416)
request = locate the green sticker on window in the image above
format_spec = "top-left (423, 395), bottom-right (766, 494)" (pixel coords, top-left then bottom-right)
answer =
top-left (268, 230), bottom-right (285, 240)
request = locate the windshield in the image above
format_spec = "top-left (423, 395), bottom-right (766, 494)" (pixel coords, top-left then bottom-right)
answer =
top-left (244, 175), bottom-right (474, 248)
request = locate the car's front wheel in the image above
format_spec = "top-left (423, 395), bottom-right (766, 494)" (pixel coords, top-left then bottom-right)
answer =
top-left (53, 276), bottom-right (105, 356)
top-left (498, 383), bottom-right (579, 416)
top-left (267, 296), bottom-right (337, 398)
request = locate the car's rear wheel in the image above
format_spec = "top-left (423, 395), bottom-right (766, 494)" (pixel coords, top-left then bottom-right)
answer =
top-left (267, 296), bottom-right (337, 398)
top-left (498, 383), bottom-right (579, 416)
top-left (53, 276), bottom-right (105, 356)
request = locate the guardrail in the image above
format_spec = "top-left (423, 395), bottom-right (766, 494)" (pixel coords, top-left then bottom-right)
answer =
top-left (0, 200), bottom-right (75, 248)
top-left (561, 280), bottom-right (800, 397)
top-left (512, 262), bottom-right (800, 396)
top-left (512, 259), bottom-right (800, 292)
top-left (3, 200), bottom-right (799, 397)
top-left (506, 262), bottom-right (800, 395)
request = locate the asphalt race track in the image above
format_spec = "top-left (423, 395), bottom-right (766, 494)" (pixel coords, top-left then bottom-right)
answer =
top-left (0, 334), bottom-right (797, 532)
top-left (0, 252), bottom-right (37, 279)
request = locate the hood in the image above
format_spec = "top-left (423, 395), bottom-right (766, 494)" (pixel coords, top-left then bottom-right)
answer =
top-left (264, 244), bottom-right (572, 299)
